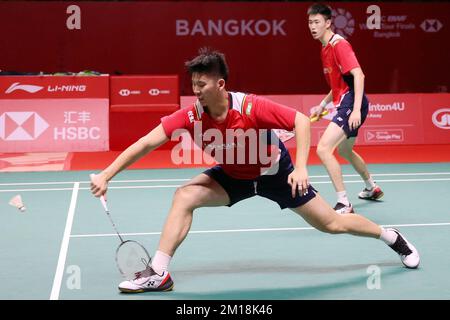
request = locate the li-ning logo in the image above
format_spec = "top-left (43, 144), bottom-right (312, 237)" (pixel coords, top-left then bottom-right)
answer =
top-left (48, 85), bottom-right (86, 92)
top-left (432, 108), bottom-right (450, 129)
top-left (0, 112), bottom-right (49, 140)
top-left (5, 82), bottom-right (44, 94)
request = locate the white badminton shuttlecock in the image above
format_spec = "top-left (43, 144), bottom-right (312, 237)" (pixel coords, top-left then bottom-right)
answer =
top-left (9, 195), bottom-right (26, 212)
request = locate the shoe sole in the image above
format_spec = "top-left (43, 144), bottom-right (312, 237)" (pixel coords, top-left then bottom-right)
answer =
top-left (359, 191), bottom-right (384, 201)
top-left (119, 283), bottom-right (174, 293)
top-left (119, 280), bottom-right (174, 293)
top-left (335, 208), bottom-right (355, 214)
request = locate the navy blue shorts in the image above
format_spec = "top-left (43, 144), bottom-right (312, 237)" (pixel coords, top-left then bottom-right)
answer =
top-left (332, 91), bottom-right (369, 138)
top-left (203, 153), bottom-right (317, 210)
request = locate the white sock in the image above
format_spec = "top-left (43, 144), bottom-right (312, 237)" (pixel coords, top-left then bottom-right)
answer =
top-left (364, 176), bottom-right (376, 190)
top-left (336, 191), bottom-right (350, 206)
top-left (151, 250), bottom-right (172, 274)
top-left (379, 227), bottom-right (398, 245)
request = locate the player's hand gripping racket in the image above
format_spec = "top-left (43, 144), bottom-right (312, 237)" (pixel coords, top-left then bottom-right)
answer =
top-left (273, 109), bottom-right (330, 143)
top-left (310, 109), bottom-right (329, 122)
top-left (98, 195), bottom-right (151, 279)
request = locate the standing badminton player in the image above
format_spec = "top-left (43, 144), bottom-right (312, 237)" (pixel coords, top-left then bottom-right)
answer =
top-left (308, 3), bottom-right (384, 214)
top-left (90, 48), bottom-right (419, 293)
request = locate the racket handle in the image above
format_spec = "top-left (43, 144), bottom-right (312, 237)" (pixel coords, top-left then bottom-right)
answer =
top-left (310, 109), bottom-right (329, 122)
top-left (100, 195), bottom-right (108, 212)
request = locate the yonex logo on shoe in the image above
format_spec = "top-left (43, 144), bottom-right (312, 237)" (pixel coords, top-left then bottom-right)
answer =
top-left (149, 281), bottom-right (155, 286)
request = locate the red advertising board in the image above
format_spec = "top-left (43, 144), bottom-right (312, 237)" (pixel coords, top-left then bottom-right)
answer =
top-left (361, 94), bottom-right (425, 145)
top-left (421, 94), bottom-right (450, 144)
top-left (0, 76), bottom-right (109, 152)
top-left (110, 75), bottom-right (179, 105)
top-left (0, 76), bottom-right (108, 99)
top-left (180, 93), bottom-right (449, 148)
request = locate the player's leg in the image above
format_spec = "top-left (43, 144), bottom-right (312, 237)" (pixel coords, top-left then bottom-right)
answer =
top-left (119, 173), bottom-right (230, 293)
top-left (337, 137), bottom-right (370, 180)
top-left (337, 132), bottom-right (384, 201)
top-left (158, 173), bottom-right (230, 257)
top-left (290, 194), bottom-right (420, 268)
top-left (316, 122), bottom-right (353, 213)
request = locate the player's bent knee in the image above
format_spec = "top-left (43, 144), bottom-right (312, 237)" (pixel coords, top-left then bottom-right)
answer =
top-left (173, 186), bottom-right (202, 210)
top-left (316, 143), bottom-right (332, 159)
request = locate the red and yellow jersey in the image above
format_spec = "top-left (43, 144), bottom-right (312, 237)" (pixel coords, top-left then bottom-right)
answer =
top-left (161, 92), bottom-right (297, 179)
top-left (321, 34), bottom-right (361, 106)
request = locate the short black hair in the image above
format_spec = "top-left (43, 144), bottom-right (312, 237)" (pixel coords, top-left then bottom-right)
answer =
top-left (307, 3), bottom-right (332, 21)
top-left (185, 47), bottom-right (229, 81)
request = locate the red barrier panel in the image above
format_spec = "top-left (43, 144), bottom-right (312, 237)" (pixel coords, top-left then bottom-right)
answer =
top-left (109, 105), bottom-right (180, 151)
top-left (0, 76), bottom-right (109, 152)
top-left (109, 75), bottom-right (180, 150)
top-left (110, 75), bottom-right (179, 105)
top-left (421, 94), bottom-right (450, 144)
top-left (0, 76), bottom-right (107, 99)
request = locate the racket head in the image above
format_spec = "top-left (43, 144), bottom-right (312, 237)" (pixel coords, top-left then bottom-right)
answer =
top-left (115, 240), bottom-right (152, 279)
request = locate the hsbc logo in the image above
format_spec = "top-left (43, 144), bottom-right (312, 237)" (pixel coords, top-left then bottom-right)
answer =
top-left (149, 88), bottom-right (170, 96)
top-left (432, 108), bottom-right (450, 129)
top-left (5, 82), bottom-right (44, 94)
top-left (0, 112), bottom-right (49, 141)
top-left (421, 19), bottom-right (443, 33)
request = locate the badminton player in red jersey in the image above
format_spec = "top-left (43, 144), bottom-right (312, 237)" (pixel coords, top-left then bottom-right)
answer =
top-left (90, 48), bottom-right (419, 293)
top-left (308, 3), bottom-right (384, 214)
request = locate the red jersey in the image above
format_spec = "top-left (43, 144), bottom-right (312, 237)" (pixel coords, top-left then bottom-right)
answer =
top-left (161, 92), bottom-right (297, 179)
top-left (321, 34), bottom-right (360, 105)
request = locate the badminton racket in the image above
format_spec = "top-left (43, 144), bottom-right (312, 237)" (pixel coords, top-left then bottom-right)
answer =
top-left (273, 109), bottom-right (330, 143)
top-left (97, 195), bottom-right (151, 279)
top-left (310, 109), bottom-right (329, 122)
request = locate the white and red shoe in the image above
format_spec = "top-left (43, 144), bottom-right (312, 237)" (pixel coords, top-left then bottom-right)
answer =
top-left (358, 186), bottom-right (384, 200)
top-left (119, 266), bottom-right (174, 293)
top-left (333, 202), bottom-right (354, 214)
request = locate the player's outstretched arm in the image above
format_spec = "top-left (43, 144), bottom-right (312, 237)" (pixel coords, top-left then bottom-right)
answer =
top-left (90, 124), bottom-right (169, 197)
top-left (349, 67), bottom-right (365, 130)
top-left (288, 112), bottom-right (311, 197)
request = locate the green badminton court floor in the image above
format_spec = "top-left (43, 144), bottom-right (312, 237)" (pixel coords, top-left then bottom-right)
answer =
top-left (0, 162), bottom-right (449, 300)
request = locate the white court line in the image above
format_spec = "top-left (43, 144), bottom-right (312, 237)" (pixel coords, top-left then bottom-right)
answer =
top-left (1, 172), bottom-right (450, 186)
top-left (70, 222), bottom-right (450, 239)
top-left (0, 179), bottom-right (190, 186)
top-left (364, 124), bottom-right (415, 127)
top-left (2, 177), bottom-right (450, 193)
top-left (50, 182), bottom-right (79, 300)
